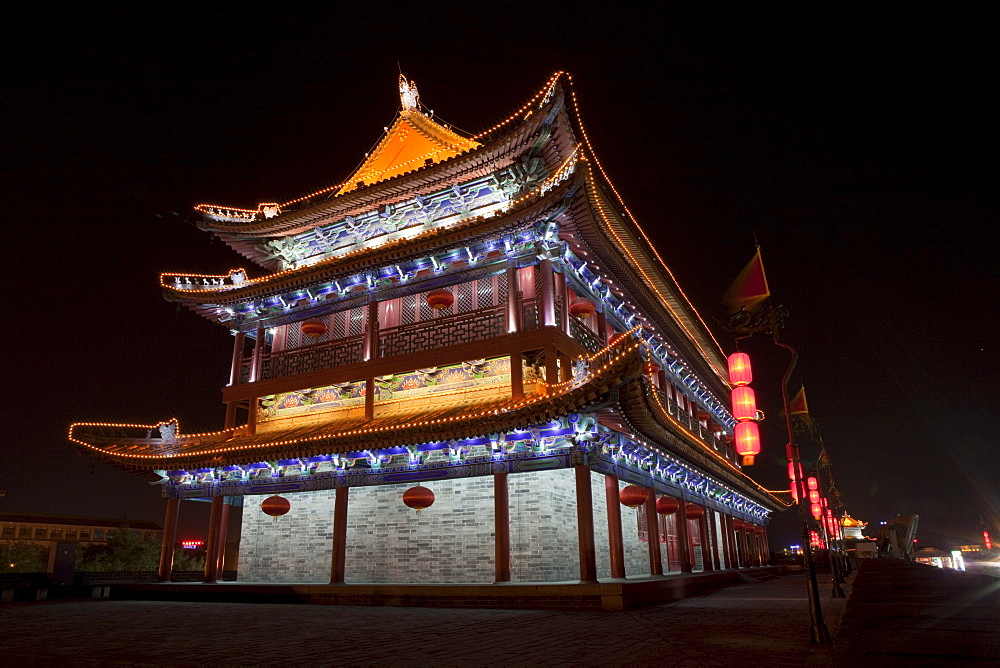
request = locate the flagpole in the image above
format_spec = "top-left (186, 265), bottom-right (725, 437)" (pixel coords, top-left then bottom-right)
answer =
top-left (724, 247), bottom-right (830, 644)
top-left (774, 338), bottom-right (832, 644)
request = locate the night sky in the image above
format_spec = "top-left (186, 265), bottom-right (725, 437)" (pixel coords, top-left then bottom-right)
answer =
top-left (6, 7), bottom-right (997, 550)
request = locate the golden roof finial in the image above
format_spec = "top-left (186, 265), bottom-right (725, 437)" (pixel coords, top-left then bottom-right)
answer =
top-left (399, 74), bottom-right (420, 111)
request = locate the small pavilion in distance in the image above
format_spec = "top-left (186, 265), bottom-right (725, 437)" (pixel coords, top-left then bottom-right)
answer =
top-left (71, 73), bottom-right (784, 607)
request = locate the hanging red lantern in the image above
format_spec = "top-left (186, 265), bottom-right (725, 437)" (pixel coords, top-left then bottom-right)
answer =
top-left (300, 318), bottom-right (327, 338)
top-left (787, 461), bottom-right (804, 481)
top-left (426, 288), bottom-right (454, 310)
top-left (810, 502), bottom-right (823, 520)
top-left (790, 481), bottom-right (805, 502)
top-left (727, 352), bottom-right (753, 386)
top-left (809, 490), bottom-right (820, 504)
top-left (711, 422), bottom-right (725, 434)
top-left (619, 485), bottom-right (649, 509)
top-left (721, 432), bottom-right (734, 443)
top-left (569, 297), bottom-right (596, 319)
top-left (644, 361), bottom-right (660, 376)
top-left (730, 386), bottom-right (757, 421)
top-left (697, 410), bottom-right (712, 422)
top-left (806, 476), bottom-right (818, 491)
top-left (261, 496), bottom-right (291, 517)
top-left (734, 421), bottom-right (761, 466)
top-left (684, 503), bottom-right (705, 520)
top-left (402, 485), bottom-right (435, 511)
top-left (655, 496), bottom-right (680, 515)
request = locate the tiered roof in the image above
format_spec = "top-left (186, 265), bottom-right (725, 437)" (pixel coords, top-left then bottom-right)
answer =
top-left (72, 73), bottom-right (782, 509)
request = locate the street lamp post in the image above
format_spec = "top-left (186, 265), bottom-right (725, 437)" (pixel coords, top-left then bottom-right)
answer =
top-left (726, 304), bottom-right (831, 644)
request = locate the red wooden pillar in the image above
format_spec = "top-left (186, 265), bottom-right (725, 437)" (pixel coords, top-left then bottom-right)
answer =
top-left (215, 501), bottom-right (230, 575)
top-left (510, 351), bottom-right (524, 400)
top-left (330, 486), bottom-right (349, 584)
top-left (556, 273), bottom-right (570, 335)
top-left (364, 378), bottom-right (375, 421)
top-left (644, 491), bottom-right (663, 575)
top-left (729, 516), bottom-right (741, 568)
top-left (363, 299), bottom-right (379, 361)
top-left (574, 465), bottom-right (598, 583)
top-left (604, 476), bottom-right (626, 578)
top-left (494, 472), bottom-right (511, 582)
top-left (762, 526), bottom-right (771, 566)
top-left (506, 264), bottom-right (522, 334)
top-left (228, 331), bottom-right (246, 386)
top-left (545, 346), bottom-right (559, 393)
top-left (738, 524), bottom-right (749, 567)
top-left (157, 497), bottom-right (180, 582)
top-left (225, 332), bottom-right (246, 428)
top-left (676, 500), bottom-right (693, 572)
top-left (203, 496), bottom-right (225, 583)
top-left (246, 326), bottom-right (266, 435)
top-left (702, 510), bottom-right (716, 572)
top-left (539, 258), bottom-right (556, 328)
top-left (725, 514), bottom-right (738, 569)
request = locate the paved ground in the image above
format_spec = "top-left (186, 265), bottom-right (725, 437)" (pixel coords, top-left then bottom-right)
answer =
top-left (832, 559), bottom-right (1000, 666)
top-left (5, 573), bottom-right (850, 667)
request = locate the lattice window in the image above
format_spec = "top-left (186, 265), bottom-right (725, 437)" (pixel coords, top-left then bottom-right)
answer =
top-left (418, 293), bottom-right (435, 321)
top-left (401, 294), bottom-right (416, 325)
top-left (349, 307), bottom-right (364, 336)
top-left (477, 276), bottom-right (494, 310)
top-left (457, 282), bottom-right (474, 314)
top-left (286, 322), bottom-right (300, 349)
top-left (496, 274), bottom-right (506, 305)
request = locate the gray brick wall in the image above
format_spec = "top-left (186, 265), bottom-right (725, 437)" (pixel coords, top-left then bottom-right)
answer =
top-left (238, 469), bottom-right (658, 584)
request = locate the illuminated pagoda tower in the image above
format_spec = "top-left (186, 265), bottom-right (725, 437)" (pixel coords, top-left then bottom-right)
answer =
top-left (72, 73), bottom-right (781, 588)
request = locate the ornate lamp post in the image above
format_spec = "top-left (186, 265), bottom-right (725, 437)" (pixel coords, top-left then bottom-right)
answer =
top-left (725, 303), bottom-right (831, 644)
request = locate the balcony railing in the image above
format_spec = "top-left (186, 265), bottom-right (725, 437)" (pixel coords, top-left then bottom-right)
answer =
top-left (379, 304), bottom-right (506, 358)
top-left (235, 301), bottom-right (548, 384)
top-left (653, 386), bottom-right (730, 459)
top-left (569, 318), bottom-right (602, 353)
top-left (241, 334), bottom-right (365, 382)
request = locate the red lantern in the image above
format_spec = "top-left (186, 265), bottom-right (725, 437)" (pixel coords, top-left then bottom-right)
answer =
top-left (619, 485), bottom-right (649, 509)
top-left (790, 481), bottom-right (805, 502)
top-left (697, 410), bottom-right (712, 422)
top-left (426, 288), bottom-right (454, 310)
top-left (806, 476), bottom-right (818, 491)
top-left (569, 297), bottom-right (596, 319)
top-left (684, 503), bottom-right (705, 520)
top-left (261, 496), bottom-right (291, 517)
top-left (810, 502), bottom-right (822, 520)
top-left (711, 422), bottom-right (725, 434)
top-left (730, 386), bottom-right (757, 421)
top-left (721, 432), bottom-right (734, 443)
top-left (727, 352), bottom-right (753, 386)
top-left (734, 421), bottom-right (761, 466)
top-left (402, 486), bottom-right (435, 511)
top-left (809, 489), bottom-right (820, 504)
top-left (787, 461), bottom-right (804, 481)
top-left (300, 318), bottom-right (327, 338)
top-left (655, 496), bottom-right (680, 515)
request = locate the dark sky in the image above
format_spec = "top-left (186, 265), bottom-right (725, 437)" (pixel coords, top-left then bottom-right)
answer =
top-left (5, 7), bottom-right (997, 549)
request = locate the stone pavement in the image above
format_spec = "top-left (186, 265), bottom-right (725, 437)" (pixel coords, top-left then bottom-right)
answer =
top-left (832, 559), bottom-right (1000, 666)
top-left (4, 573), bottom-right (851, 667)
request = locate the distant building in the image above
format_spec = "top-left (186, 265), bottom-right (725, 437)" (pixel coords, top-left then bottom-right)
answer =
top-left (841, 513), bottom-right (868, 540)
top-left (0, 513), bottom-right (162, 546)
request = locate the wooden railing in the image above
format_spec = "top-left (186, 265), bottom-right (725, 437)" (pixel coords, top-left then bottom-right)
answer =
top-left (379, 304), bottom-right (506, 358)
